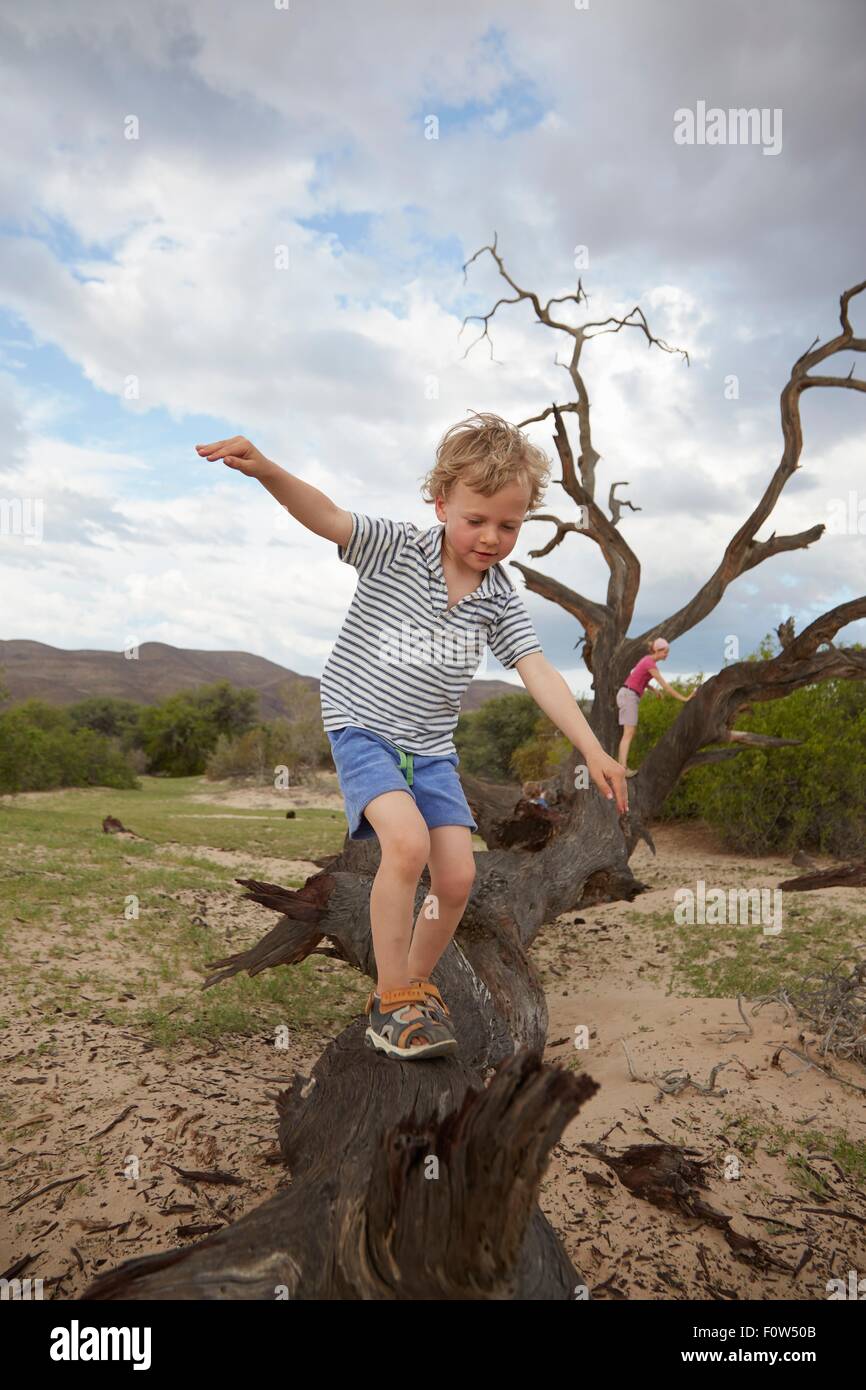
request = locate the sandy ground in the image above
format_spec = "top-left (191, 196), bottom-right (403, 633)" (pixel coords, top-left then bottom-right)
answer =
top-left (186, 779), bottom-right (347, 813)
top-left (534, 821), bottom-right (866, 1301)
top-left (2, 784), bottom-right (864, 1301)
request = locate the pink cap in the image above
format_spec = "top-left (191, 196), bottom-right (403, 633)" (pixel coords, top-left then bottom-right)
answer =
top-left (652, 637), bottom-right (670, 652)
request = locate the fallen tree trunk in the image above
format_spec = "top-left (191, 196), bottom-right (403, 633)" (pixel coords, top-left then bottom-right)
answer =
top-left (84, 1039), bottom-right (597, 1300)
top-left (81, 787), bottom-right (647, 1301)
top-left (777, 860), bottom-right (866, 892)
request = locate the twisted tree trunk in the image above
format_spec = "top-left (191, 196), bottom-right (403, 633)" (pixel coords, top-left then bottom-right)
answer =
top-left (83, 835), bottom-right (621, 1299)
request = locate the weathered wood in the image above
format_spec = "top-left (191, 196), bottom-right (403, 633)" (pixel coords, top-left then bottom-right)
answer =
top-left (83, 1009), bottom-right (598, 1298)
top-left (778, 860), bottom-right (866, 892)
top-left (82, 800), bottom-right (642, 1301)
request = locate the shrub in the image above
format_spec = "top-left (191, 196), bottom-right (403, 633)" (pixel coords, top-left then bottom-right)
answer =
top-left (455, 691), bottom-right (543, 781)
top-left (631, 637), bottom-right (866, 856)
top-left (0, 702), bottom-right (139, 793)
top-left (205, 681), bottom-right (331, 784)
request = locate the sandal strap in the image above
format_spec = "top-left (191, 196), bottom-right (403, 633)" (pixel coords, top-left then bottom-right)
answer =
top-left (379, 985), bottom-right (429, 1007)
top-left (410, 978), bottom-right (450, 1016)
top-left (395, 1018), bottom-right (431, 1047)
top-left (393, 1007), bottom-right (454, 1047)
top-left (366, 984), bottom-right (429, 1014)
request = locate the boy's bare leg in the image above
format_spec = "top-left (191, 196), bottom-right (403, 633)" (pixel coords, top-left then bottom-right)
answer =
top-left (362, 790), bottom-right (430, 1005)
top-left (407, 825), bottom-right (476, 981)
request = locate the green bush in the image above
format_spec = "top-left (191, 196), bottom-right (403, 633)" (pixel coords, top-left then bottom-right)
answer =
top-left (0, 701), bottom-right (139, 793)
top-left (510, 715), bottom-right (571, 784)
top-left (137, 696), bottom-right (219, 777)
top-left (206, 719), bottom-right (329, 783)
top-left (137, 680), bottom-right (259, 776)
top-left (630, 638), bottom-right (866, 856)
top-left (67, 695), bottom-right (143, 743)
top-left (455, 691), bottom-right (547, 781)
top-left (205, 679), bottom-right (331, 782)
top-left (0, 679), bottom-right (262, 789)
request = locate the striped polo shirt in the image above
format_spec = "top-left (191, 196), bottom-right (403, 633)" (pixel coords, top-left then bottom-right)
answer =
top-left (319, 512), bottom-right (543, 755)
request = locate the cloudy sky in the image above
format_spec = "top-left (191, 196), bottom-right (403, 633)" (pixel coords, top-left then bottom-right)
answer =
top-left (1, 0), bottom-right (864, 699)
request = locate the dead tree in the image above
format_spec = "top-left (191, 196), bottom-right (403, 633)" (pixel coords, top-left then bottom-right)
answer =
top-left (83, 251), bottom-right (866, 1300)
top-left (458, 243), bottom-right (866, 850)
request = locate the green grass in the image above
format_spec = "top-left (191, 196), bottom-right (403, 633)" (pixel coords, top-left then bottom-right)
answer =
top-left (0, 774), bottom-right (346, 860)
top-left (608, 901), bottom-right (865, 999)
top-left (0, 776), bottom-right (368, 1051)
top-left (718, 1111), bottom-right (866, 1198)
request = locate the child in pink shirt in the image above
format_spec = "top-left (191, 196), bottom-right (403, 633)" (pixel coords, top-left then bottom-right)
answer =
top-left (616, 638), bottom-right (693, 770)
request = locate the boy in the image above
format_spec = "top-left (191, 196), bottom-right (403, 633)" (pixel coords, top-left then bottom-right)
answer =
top-left (195, 413), bottom-right (628, 1062)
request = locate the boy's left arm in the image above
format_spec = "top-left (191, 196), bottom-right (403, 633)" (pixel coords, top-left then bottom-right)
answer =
top-left (515, 652), bottom-right (629, 813)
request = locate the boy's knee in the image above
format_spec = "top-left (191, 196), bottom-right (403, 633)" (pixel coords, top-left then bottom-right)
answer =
top-left (381, 824), bottom-right (430, 874)
top-left (432, 860), bottom-right (476, 905)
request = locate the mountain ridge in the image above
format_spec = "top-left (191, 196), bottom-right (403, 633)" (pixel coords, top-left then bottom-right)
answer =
top-left (0, 639), bottom-right (523, 720)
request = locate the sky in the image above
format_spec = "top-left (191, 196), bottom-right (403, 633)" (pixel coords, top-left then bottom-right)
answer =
top-left (0, 0), bottom-right (864, 699)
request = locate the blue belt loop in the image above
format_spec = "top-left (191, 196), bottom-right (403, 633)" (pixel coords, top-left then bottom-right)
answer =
top-left (397, 746), bottom-right (414, 786)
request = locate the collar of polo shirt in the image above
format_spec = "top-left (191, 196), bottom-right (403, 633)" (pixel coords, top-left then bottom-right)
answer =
top-left (417, 522), bottom-right (514, 604)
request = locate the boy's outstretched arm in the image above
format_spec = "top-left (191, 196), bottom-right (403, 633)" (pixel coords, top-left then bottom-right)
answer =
top-left (195, 436), bottom-right (352, 546)
top-left (514, 652), bottom-right (629, 814)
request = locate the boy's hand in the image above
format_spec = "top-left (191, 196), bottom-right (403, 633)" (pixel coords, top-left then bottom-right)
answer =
top-left (195, 436), bottom-right (271, 479)
top-left (586, 751), bottom-right (629, 815)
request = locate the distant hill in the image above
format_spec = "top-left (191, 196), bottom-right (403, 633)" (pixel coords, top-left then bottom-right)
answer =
top-left (0, 640), bottom-right (523, 720)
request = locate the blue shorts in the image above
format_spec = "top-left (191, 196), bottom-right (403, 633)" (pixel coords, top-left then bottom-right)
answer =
top-left (326, 725), bottom-right (478, 841)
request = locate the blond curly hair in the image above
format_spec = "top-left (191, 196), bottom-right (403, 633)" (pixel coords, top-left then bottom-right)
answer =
top-left (420, 411), bottom-right (552, 514)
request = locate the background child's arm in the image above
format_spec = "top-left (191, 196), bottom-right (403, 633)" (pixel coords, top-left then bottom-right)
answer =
top-left (649, 666), bottom-right (693, 701)
top-left (195, 435), bottom-right (352, 546)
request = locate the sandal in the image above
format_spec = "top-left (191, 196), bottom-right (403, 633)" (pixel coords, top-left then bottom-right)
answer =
top-left (409, 977), bottom-right (451, 1022)
top-left (364, 985), bottom-right (458, 1060)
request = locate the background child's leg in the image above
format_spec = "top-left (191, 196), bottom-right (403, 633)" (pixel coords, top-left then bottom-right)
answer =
top-left (617, 723), bottom-right (636, 766)
top-left (408, 824), bottom-right (476, 980)
top-left (363, 789), bottom-right (430, 995)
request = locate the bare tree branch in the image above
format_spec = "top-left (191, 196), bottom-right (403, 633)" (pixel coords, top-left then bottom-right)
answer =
top-left (460, 244), bottom-right (866, 806)
top-left (506, 561), bottom-right (609, 640)
top-left (628, 280), bottom-right (866, 663)
top-left (461, 235), bottom-right (687, 511)
top-left (681, 734), bottom-right (805, 772)
top-left (724, 730), bottom-right (804, 748)
top-left (609, 482), bottom-right (642, 525)
top-left (622, 599), bottom-right (866, 850)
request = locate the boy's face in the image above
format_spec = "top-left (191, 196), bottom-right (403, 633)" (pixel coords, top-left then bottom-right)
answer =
top-left (434, 479), bottom-right (531, 571)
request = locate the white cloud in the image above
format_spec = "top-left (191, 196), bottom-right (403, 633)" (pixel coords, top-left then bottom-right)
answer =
top-left (0, 0), bottom-right (863, 682)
